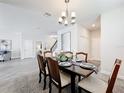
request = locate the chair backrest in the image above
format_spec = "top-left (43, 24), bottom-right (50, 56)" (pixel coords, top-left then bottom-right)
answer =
top-left (39, 50), bottom-right (42, 55)
top-left (37, 54), bottom-right (46, 73)
top-left (47, 57), bottom-right (61, 85)
top-left (106, 59), bottom-right (122, 93)
top-left (76, 52), bottom-right (88, 62)
top-left (44, 51), bottom-right (52, 58)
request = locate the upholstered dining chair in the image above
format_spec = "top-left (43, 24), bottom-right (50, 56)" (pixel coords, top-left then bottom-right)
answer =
top-left (47, 57), bottom-right (71, 93)
top-left (76, 52), bottom-right (88, 62)
top-left (75, 52), bottom-right (88, 81)
top-left (78, 59), bottom-right (122, 93)
top-left (44, 51), bottom-right (52, 58)
top-left (37, 54), bottom-right (49, 90)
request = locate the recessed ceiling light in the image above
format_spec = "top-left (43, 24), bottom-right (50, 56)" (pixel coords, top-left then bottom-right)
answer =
top-left (92, 24), bottom-right (96, 27)
top-left (44, 12), bottom-right (52, 17)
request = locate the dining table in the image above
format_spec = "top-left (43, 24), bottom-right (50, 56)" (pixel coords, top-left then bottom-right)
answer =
top-left (59, 61), bottom-right (97, 93)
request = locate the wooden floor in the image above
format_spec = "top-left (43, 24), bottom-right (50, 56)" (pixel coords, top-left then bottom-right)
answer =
top-left (0, 58), bottom-right (124, 93)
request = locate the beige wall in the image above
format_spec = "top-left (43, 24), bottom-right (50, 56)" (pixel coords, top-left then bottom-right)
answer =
top-left (90, 30), bottom-right (101, 60)
top-left (77, 25), bottom-right (90, 55)
top-left (101, 7), bottom-right (124, 79)
top-left (77, 25), bottom-right (91, 59)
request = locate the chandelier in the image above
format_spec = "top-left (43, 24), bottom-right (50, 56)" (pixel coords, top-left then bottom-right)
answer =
top-left (58, 0), bottom-right (76, 26)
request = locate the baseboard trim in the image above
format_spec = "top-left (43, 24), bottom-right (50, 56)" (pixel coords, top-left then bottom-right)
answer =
top-left (100, 70), bottom-right (124, 80)
top-left (11, 58), bottom-right (20, 60)
top-left (11, 57), bottom-right (20, 59)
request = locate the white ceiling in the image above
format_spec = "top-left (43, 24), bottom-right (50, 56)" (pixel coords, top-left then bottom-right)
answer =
top-left (0, 0), bottom-right (124, 34)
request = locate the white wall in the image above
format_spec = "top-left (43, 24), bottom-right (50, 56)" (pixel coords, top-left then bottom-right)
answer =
top-left (90, 30), bottom-right (101, 60)
top-left (61, 32), bottom-right (71, 51)
top-left (21, 33), bottom-right (55, 59)
top-left (57, 25), bottom-right (78, 52)
top-left (101, 7), bottom-right (124, 79)
top-left (77, 25), bottom-right (91, 58)
top-left (57, 24), bottom-right (91, 56)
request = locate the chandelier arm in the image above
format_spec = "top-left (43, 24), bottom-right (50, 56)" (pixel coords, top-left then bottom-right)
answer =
top-left (65, 0), bottom-right (69, 3)
top-left (66, 2), bottom-right (69, 18)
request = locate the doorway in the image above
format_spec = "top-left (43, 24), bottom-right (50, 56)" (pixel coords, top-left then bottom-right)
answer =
top-left (23, 40), bottom-right (34, 58)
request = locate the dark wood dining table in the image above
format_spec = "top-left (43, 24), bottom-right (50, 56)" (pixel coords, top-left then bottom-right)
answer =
top-left (59, 63), bottom-right (95, 93)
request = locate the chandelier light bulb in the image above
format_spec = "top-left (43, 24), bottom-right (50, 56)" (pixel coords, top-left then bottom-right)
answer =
top-left (71, 19), bottom-right (76, 24)
top-left (64, 20), bottom-right (68, 26)
top-left (61, 11), bottom-right (66, 19)
top-left (58, 17), bottom-right (63, 24)
top-left (71, 12), bottom-right (76, 19)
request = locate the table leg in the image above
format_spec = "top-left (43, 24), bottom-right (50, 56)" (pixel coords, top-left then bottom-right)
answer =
top-left (71, 74), bottom-right (76, 93)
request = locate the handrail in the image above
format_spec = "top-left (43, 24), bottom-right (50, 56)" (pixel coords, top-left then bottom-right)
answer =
top-left (50, 40), bottom-right (57, 52)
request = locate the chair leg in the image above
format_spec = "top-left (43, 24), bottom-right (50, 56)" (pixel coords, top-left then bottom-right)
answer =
top-left (58, 88), bottom-right (61, 93)
top-left (49, 78), bottom-right (52, 93)
top-left (43, 75), bottom-right (46, 90)
top-left (78, 87), bottom-right (81, 93)
top-left (39, 70), bottom-right (42, 83)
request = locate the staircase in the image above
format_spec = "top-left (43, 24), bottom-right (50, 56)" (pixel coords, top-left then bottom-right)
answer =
top-left (50, 40), bottom-right (57, 52)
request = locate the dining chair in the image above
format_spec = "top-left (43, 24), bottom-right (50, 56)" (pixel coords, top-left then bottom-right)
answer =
top-left (76, 52), bottom-right (88, 62)
top-left (37, 54), bottom-right (49, 90)
top-left (44, 51), bottom-right (52, 58)
top-left (78, 59), bottom-right (122, 93)
top-left (75, 52), bottom-right (88, 81)
top-left (76, 52), bottom-right (100, 68)
top-left (47, 57), bottom-right (71, 93)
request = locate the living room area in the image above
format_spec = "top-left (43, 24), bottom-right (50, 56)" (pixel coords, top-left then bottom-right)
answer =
top-left (0, 32), bottom-right (56, 62)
